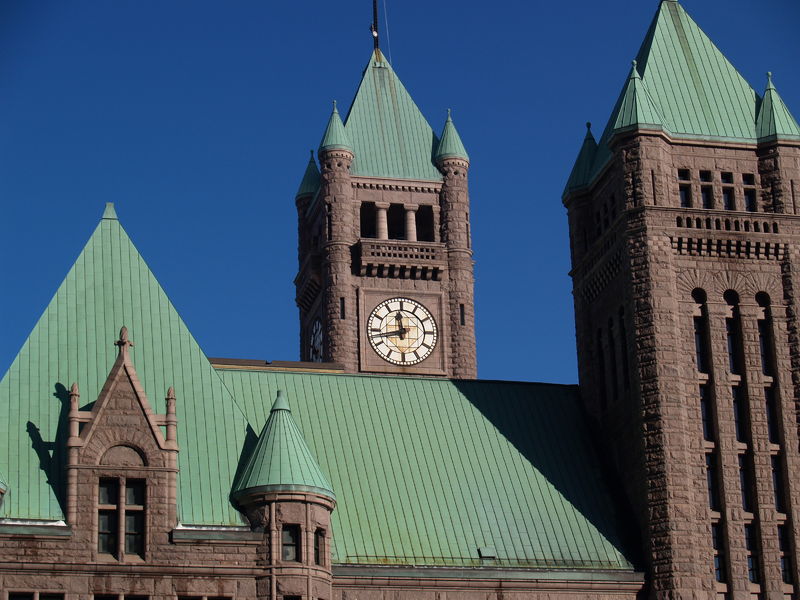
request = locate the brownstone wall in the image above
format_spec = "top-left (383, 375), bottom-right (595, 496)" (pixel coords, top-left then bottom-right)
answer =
top-left (566, 130), bottom-right (800, 600)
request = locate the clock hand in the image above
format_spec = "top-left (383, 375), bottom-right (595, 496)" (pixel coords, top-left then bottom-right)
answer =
top-left (394, 312), bottom-right (406, 340)
top-left (371, 328), bottom-right (408, 338)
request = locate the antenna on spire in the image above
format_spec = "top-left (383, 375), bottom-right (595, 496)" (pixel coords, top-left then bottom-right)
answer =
top-left (370, 0), bottom-right (379, 50)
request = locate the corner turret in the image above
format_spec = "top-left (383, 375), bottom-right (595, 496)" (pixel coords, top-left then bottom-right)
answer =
top-left (233, 391), bottom-right (335, 600)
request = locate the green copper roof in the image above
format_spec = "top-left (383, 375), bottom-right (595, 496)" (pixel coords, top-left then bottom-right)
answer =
top-left (343, 50), bottom-right (443, 181)
top-left (233, 390), bottom-right (334, 500)
top-left (218, 369), bottom-right (636, 570)
top-left (434, 110), bottom-right (469, 162)
top-left (612, 61), bottom-right (664, 133)
top-left (0, 205), bottom-right (250, 525)
top-left (296, 151), bottom-right (321, 198)
top-left (319, 101), bottom-right (352, 153)
top-left (756, 73), bottom-right (800, 142)
top-left (564, 123), bottom-right (598, 195)
top-left (631, 0), bottom-right (758, 141)
top-left (566, 0), bottom-right (800, 195)
top-left (0, 470), bottom-right (7, 494)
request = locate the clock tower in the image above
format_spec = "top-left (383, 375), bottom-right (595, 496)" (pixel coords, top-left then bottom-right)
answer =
top-left (293, 45), bottom-right (476, 378)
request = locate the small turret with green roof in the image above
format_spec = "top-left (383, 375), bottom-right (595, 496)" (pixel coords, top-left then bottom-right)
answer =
top-left (295, 150), bottom-right (321, 199)
top-left (318, 101), bottom-right (352, 155)
top-left (564, 123), bottom-right (598, 195)
top-left (611, 61), bottom-right (664, 135)
top-left (435, 109), bottom-right (469, 164)
top-left (756, 72), bottom-right (800, 143)
top-left (232, 391), bottom-right (335, 502)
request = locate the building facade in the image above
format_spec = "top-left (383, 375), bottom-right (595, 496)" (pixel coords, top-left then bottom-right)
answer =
top-left (563, 1), bottom-right (800, 598)
top-left (1, 1), bottom-right (799, 599)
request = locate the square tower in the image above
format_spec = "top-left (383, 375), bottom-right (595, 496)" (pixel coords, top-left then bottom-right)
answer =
top-left (294, 50), bottom-right (476, 378)
top-left (564, 1), bottom-right (800, 598)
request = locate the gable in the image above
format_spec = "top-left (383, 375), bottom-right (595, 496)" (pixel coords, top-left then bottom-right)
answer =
top-left (0, 206), bottom-right (249, 525)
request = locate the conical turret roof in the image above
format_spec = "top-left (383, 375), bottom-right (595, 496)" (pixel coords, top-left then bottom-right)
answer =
top-left (296, 151), bottom-right (321, 198)
top-left (612, 61), bottom-right (664, 134)
top-left (232, 391), bottom-right (335, 501)
top-left (563, 123), bottom-right (598, 196)
top-left (318, 101), bottom-right (352, 154)
top-left (342, 49), bottom-right (442, 181)
top-left (756, 73), bottom-right (800, 143)
top-left (434, 110), bottom-right (469, 162)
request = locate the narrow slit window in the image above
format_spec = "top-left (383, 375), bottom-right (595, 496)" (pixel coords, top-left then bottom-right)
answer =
top-left (459, 303), bottom-right (465, 326)
top-left (723, 188), bottom-right (735, 210)
top-left (779, 524), bottom-right (793, 584)
top-left (732, 386), bottom-right (748, 444)
top-left (745, 523), bottom-right (761, 583)
top-left (745, 189), bottom-right (757, 212)
top-left (700, 385), bottom-right (713, 442)
top-left (772, 454), bottom-right (787, 513)
top-left (339, 297), bottom-right (345, 320)
top-left (706, 452), bottom-right (721, 511)
top-left (711, 522), bottom-right (727, 583)
top-left (692, 289), bottom-right (710, 374)
top-left (314, 528), bottom-right (325, 565)
top-left (739, 453), bottom-right (755, 513)
top-left (701, 185), bottom-right (713, 209)
top-left (756, 293), bottom-right (775, 376)
top-left (680, 185), bottom-right (692, 208)
top-left (765, 387), bottom-right (780, 444)
top-left (724, 291), bottom-right (743, 375)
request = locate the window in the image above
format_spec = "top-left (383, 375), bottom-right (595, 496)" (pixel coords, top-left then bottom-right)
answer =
top-left (745, 523), bottom-right (761, 583)
top-left (739, 454), bottom-right (754, 513)
top-left (700, 170), bottom-right (712, 183)
top-left (700, 385), bottom-right (713, 442)
top-left (765, 387), bottom-right (780, 444)
top-left (756, 293), bottom-right (775, 376)
top-left (724, 291), bottom-right (743, 375)
top-left (680, 185), bottom-right (692, 208)
top-left (701, 185), bottom-right (713, 209)
top-left (743, 173), bottom-right (756, 186)
top-left (339, 297), bottom-right (345, 320)
top-left (723, 188), bottom-right (735, 210)
top-left (745, 189), bottom-right (757, 212)
top-left (779, 524), bottom-right (793, 584)
top-left (773, 454), bottom-right (787, 513)
top-left (282, 524), bottom-right (301, 562)
top-left (415, 205), bottom-right (435, 242)
top-left (314, 528), bottom-right (325, 565)
top-left (387, 203), bottom-right (405, 239)
top-left (706, 452), bottom-right (721, 511)
top-left (711, 522), bottom-right (727, 583)
top-left (459, 303), bottom-right (465, 326)
top-left (98, 478), bottom-right (145, 560)
top-left (692, 289), bottom-right (711, 374)
top-left (721, 172), bottom-right (734, 184)
top-left (359, 202), bottom-right (377, 238)
top-left (678, 168), bottom-right (691, 181)
top-left (732, 386), bottom-right (748, 444)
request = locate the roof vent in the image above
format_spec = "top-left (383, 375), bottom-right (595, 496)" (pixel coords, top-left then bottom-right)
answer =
top-left (478, 546), bottom-right (496, 559)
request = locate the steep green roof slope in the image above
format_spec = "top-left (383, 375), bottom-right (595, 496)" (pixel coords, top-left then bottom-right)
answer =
top-left (756, 73), bottom-right (800, 142)
top-left (633, 0), bottom-right (757, 141)
top-left (564, 124), bottom-right (598, 195)
top-left (233, 391), bottom-right (334, 500)
top-left (567, 1), bottom-right (800, 194)
top-left (218, 369), bottom-right (635, 570)
top-left (296, 151), bottom-right (321, 198)
top-left (0, 204), bottom-right (249, 525)
top-left (612, 61), bottom-right (664, 133)
top-left (343, 50), bottom-right (442, 181)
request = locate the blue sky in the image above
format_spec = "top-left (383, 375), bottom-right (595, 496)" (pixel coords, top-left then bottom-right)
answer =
top-left (1, 0), bottom-right (798, 383)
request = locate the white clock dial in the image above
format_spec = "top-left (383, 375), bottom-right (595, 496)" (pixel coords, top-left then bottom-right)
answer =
top-left (309, 318), bottom-right (323, 362)
top-left (367, 298), bottom-right (437, 365)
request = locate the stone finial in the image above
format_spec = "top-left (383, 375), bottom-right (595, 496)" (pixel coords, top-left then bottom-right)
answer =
top-left (115, 326), bottom-right (134, 354)
top-left (165, 386), bottom-right (178, 443)
top-left (69, 382), bottom-right (80, 410)
top-left (70, 382), bottom-right (80, 397)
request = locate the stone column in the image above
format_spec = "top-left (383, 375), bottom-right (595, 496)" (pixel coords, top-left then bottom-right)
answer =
top-left (376, 202), bottom-right (389, 240)
top-left (405, 206), bottom-right (418, 241)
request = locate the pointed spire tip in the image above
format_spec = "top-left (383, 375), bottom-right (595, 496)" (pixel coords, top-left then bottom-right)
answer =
top-left (102, 202), bottom-right (118, 220)
top-left (271, 390), bottom-right (291, 412)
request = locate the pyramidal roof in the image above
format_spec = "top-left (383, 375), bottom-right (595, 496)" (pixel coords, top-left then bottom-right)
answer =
top-left (296, 150), bottom-right (321, 198)
top-left (612, 61), bottom-right (664, 133)
top-left (343, 49), bottom-right (443, 181)
top-left (756, 73), bottom-right (800, 142)
top-left (566, 0), bottom-right (800, 195)
top-left (435, 109), bottom-right (469, 162)
top-left (0, 204), bottom-right (250, 525)
top-left (233, 391), bottom-right (334, 500)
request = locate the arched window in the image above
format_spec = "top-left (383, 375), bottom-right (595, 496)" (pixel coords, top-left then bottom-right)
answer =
top-left (723, 290), bottom-right (743, 374)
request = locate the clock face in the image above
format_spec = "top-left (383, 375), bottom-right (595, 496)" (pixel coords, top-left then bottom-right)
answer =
top-left (367, 298), bottom-right (437, 365)
top-left (309, 318), bottom-right (323, 362)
